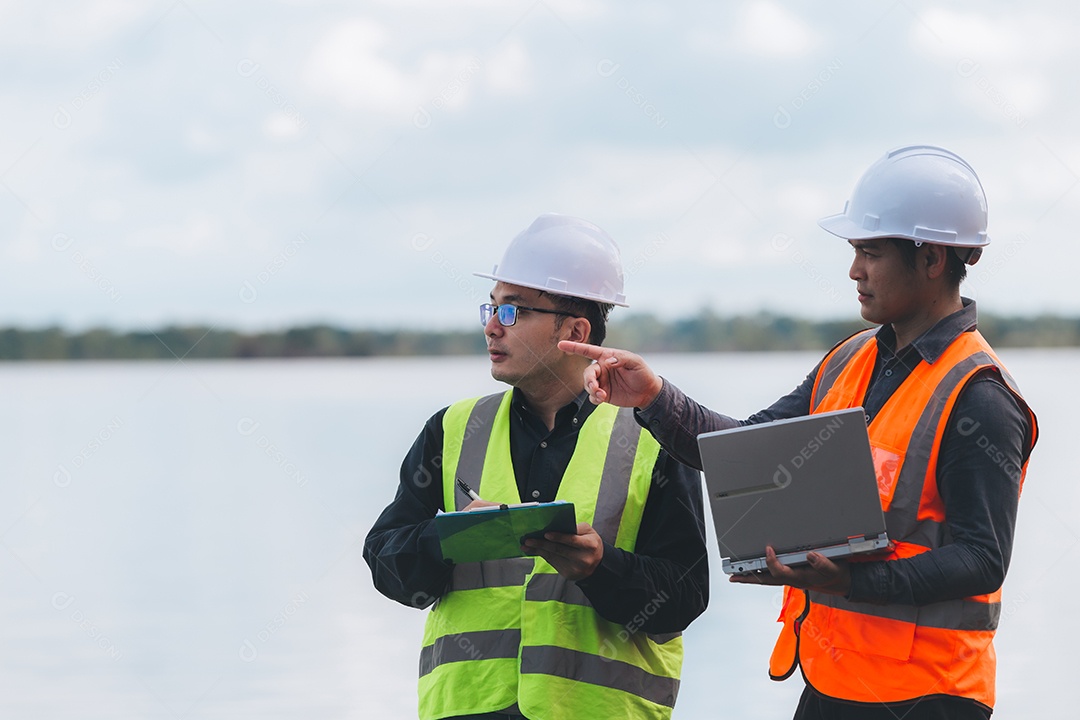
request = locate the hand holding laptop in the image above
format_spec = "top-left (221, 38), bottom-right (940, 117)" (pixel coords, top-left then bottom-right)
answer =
top-left (698, 408), bottom-right (891, 575)
top-left (729, 546), bottom-right (852, 596)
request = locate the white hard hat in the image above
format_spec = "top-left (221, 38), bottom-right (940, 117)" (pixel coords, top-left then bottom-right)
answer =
top-left (818, 145), bottom-right (990, 264)
top-left (475, 213), bottom-right (629, 306)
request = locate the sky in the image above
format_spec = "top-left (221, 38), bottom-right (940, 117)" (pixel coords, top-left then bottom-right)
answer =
top-left (1, 0), bottom-right (1078, 333)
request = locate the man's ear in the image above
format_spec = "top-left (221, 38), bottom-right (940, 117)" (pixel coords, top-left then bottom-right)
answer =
top-left (923, 243), bottom-right (950, 280)
top-left (566, 317), bottom-right (591, 344)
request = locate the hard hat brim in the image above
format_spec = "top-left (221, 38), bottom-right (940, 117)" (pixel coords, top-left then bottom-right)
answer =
top-left (817, 213), bottom-right (990, 247)
top-left (473, 271), bottom-right (630, 307)
top-left (817, 212), bottom-right (884, 241)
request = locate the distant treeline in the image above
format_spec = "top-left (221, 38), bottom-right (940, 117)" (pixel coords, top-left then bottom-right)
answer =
top-left (1, 312), bottom-right (1079, 361)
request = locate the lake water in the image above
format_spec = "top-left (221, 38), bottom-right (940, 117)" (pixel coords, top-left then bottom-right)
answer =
top-left (0, 349), bottom-right (1073, 718)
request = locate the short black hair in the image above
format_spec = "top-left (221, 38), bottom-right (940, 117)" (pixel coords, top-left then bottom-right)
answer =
top-left (542, 292), bottom-right (613, 346)
top-left (887, 238), bottom-right (967, 288)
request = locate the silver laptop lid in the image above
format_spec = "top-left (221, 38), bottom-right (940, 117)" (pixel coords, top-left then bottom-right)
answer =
top-left (697, 407), bottom-right (886, 564)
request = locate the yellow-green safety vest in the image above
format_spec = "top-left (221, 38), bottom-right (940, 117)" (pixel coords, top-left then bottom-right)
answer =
top-left (419, 391), bottom-right (683, 720)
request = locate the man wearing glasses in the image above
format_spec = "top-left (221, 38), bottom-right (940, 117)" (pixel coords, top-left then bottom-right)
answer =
top-left (365, 213), bottom-right (708, 720)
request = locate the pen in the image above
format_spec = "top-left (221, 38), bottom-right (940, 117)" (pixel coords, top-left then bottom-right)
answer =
top-left (456, 478), bottom-right (483, 502)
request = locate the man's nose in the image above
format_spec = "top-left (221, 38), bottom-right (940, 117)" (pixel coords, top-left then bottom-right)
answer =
top-left (849, 256), bottom-right (863, 282)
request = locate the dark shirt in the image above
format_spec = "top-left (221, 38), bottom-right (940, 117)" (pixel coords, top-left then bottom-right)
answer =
top-left (364, 388), bottom-right (709, 634)
top-left (636, 299), bottom-right (1034, 605)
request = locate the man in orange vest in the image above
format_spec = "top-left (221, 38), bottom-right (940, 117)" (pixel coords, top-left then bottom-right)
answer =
top-left (560, 146), bottom-right (1038, 719)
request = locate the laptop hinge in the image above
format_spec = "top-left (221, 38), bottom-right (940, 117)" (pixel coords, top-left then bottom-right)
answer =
top-left (846, 534), bottom-right (880, 553)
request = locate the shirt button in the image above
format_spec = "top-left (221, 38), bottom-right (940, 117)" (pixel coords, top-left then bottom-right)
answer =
top-left (572, 418), bottom-right (579, 425)
top-left (531, 490), bottom-right (541, 499)
top-left (539, 441), bottom-right (548, 448)
top-left (884, 369), bottom-right (893, 377)
top-left (865, 413), bottom-right (871, 424)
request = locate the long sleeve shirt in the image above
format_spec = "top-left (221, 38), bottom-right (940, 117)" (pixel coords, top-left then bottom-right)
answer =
top-left (635, 299), bottom-right (1034, 606)
top-left (364, 388), bottom-right (709, 634)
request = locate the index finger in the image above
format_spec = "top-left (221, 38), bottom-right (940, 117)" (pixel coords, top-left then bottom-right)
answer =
top-left (558, 340), bottom-right (607, 361)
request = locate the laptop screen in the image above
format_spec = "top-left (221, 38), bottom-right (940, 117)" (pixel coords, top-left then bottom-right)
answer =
top-left (697, 407), bottom-right (886, 564)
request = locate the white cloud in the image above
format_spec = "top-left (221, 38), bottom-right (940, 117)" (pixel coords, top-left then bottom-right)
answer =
top-left (305, 18), bottom-right (424, 113)
top-left (954, 68), bottom-right (1048, 126)
top-left (484, 41), bottom-right (532, 97)
top-left (415, 52), bottom-right (485, 114)
top-left (130, 212), bottom-right (227, 256)
top-left (185, 124), bottom-right (227, 155)
top-left (731, 1), bottom-right (819, 58)
top-left (304, 17), bottom-right (494, 118)
top-left (913, 8), bottom-right (1074, 65)
top-left (0, 0), bottom-right (147, 52)
top-left (914, 9), bottom-right (1022, 60)
top-left (263, 111), bottom-right (305, 140)
top-left (914, 9), bottom-right (1062, 127)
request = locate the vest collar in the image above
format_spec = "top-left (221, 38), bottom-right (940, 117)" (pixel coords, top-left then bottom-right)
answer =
top-left (875, 297), bottom-right (979, 365)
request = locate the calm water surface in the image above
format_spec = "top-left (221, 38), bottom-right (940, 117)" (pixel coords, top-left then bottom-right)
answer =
top-left (0, 349), bottom-right (1073, 718)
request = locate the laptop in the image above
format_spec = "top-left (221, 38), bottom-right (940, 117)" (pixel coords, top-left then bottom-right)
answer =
top-left (697, 407), bottom-right (890, 575)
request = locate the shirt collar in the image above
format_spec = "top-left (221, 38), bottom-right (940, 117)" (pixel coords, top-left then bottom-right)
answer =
top-left (874, 297), bottom-right (978, 364)
top-left (510, 387), bottom-right (593, 425)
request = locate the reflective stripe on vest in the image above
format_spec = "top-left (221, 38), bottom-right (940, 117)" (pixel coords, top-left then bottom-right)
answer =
top-left (419, 391), bottom-right (682, 720)
top-left (809, 329), bottom-right (876, 412)
top-left (520, 646), bottom-right (679, 709)
top-left (419, 628), bottom-right (522, 677)
top-left (770, 329), bottom-right (1037, 709)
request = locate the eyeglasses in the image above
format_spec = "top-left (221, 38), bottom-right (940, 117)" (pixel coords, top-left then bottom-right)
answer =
top-left (479, 303), bottom-right (580, 327)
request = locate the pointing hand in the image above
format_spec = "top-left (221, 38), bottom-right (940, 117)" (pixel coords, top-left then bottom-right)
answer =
top-left (558, 341), bottom-right (663, 408)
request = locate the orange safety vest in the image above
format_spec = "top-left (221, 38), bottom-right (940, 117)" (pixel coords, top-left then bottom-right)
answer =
top-left (769, 328), bottom-right (1038, 709)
